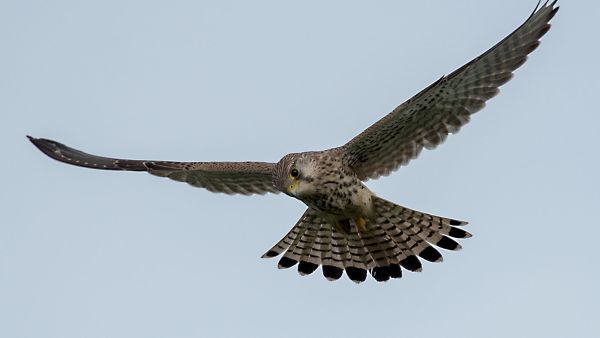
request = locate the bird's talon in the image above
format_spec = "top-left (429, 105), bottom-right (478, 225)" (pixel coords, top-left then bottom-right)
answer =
top-left (355, 216), bottom-right (368, 233)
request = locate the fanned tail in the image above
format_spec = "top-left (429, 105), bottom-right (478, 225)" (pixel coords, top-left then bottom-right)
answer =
top-left (262, 197), bottom-right (470, 283)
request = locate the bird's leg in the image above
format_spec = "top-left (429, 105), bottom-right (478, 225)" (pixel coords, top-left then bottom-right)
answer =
top-left (335, 217), bottom-right (368, 234)
top-left (354, 216), bottom-right (368, 233)
top-left (335, 219), bottom-right (352, 235)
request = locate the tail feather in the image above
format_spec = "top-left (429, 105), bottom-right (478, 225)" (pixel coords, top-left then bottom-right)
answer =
top-left (317, 226), bottom-right (343, 281)
top-left (396, 204), bottom-right (471, 237)
top-left (330, 231), bottom-right (351, 268)
top-left (262, 197), bottom-right (471, 283)
top-left (347, 232), bottom-right (373, 270)
top-left (261, 210), bottom-right (311, 259)
top-left (357, 227), bottom-right (402, 282)
top-left (377, 219), bottom-right (424, 271)
top-left (330, 231), bottom-right (353, 275)
top-left (296, 223), bottom-right (320, 275)
top-left (358, 227), bottom-right (397, 265)
top-left (375, 197), bottom-right (467, 252)
top-left (280, 222), bottom-right (312, 269)
top-left (274, 212), bottom-right (313, 268)
top-left (330, 229), bottom-right (369, 282)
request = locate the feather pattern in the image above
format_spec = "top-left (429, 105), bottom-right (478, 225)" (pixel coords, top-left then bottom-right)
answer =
top-left (27, 136), bottom-right (278, 195)
top-left (263, 196), bottom-right (469, 283)
top-left (28, 2), bottom-right (559, 285)
top-left (339, 1), bottom-right (559, 181)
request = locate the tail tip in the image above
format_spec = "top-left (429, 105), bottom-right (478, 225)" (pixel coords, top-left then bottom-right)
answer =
top-left (261, 250), bottom-right (279, 259)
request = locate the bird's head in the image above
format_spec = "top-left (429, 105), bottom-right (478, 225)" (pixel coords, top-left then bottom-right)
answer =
top-left (273, 153), bottom-right (318, 198)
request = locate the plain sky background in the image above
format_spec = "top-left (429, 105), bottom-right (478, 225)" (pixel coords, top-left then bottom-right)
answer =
top-left (1, 1), bottom-right (598, 337)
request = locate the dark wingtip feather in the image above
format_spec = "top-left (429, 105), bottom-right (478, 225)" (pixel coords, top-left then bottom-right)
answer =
top-left (550, 1), bottom-right (560, 16)
top-left (322, 265), bottom-right (343, 281)
top-left (524, 41), bottom-right (541, 55)
top-left (532, 0), bottom-right (542, 14)
top-left (27, 136), bottom-right (148, 171)
top-left (345, 267), bottom-right (367, 283)
top-left (28, 136), bottom-right (58, 158)
top-left (537, 25), bottom-right (551, 38)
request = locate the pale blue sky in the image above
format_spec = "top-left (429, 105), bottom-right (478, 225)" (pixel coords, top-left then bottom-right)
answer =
top-left (1, 1), bottom-right (598, 337)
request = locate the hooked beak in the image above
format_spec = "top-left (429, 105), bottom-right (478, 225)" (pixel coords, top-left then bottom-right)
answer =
top-left (286, 182), bottom-right (297, 196)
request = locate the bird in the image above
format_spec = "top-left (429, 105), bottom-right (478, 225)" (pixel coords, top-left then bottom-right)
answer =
top-left (28, 1), bottom-right (558, 283)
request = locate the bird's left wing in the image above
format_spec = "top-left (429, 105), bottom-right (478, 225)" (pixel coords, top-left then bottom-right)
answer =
top-left (340, 1), bottom-right (558, 181)
top-left (28, 136), bottom-right (279, 195)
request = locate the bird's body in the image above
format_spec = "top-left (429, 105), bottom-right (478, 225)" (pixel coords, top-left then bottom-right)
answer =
top-left (274, 151), bottom-right (375, 232)
top-left (28, 1), bottom-right (559, 283)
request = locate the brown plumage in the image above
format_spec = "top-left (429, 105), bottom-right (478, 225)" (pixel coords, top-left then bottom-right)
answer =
top-left (28, 1), bottom-right (558, 283)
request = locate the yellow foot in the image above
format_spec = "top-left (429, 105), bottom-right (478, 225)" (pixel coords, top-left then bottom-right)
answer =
top-left (355, 216), bottom-right (368, 233)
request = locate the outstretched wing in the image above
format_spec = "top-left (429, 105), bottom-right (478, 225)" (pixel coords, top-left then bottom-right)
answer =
top-left (341, 1), bottom-right (559, 181)
top-left (28, 136), bottom-right (278, 195)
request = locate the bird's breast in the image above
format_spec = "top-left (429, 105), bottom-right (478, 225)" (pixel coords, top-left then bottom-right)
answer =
top-left (300, 178), bottom-right (374, 219)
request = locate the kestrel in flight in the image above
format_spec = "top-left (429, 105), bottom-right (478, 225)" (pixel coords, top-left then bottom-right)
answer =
top-left (29, 2), bottom-right (558, 283)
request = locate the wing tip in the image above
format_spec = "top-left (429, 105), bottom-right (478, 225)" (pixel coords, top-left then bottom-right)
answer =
top-left (27, 135), bottom-right (42, 150)
top-left (27, 135), bottom-right (61, 159)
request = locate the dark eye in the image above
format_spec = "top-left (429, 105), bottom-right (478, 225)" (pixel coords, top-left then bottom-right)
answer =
top-left (290, 168), bottom-right (299, 178)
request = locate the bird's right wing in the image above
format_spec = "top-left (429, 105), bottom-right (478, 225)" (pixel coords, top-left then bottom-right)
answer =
top-left (339, 1), bottom-right (558, 181)
top-left (28, 136), bottom-right (279, 195)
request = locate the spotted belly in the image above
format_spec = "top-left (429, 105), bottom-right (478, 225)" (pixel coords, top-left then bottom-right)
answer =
top-left (302, 181), bottom-right (374, 220)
